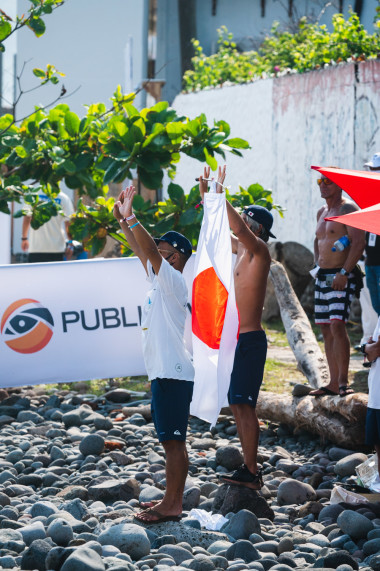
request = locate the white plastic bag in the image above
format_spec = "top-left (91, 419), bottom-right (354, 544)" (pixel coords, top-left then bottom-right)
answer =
top-left (187, 508), bottom-right (228, 531)
top-left (330, 485), bottom-right (369, 505)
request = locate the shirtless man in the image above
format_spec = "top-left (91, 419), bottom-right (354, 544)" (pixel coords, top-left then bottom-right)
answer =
top-left (199, 165), bottom-right (273, 489)
top-left (310, 174), bottom-right (365, 397)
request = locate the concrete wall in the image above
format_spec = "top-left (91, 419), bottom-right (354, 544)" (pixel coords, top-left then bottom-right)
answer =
top-left (157, 0), bottom-right (379, 103)
top-left (171, 60), bottom-right (380, 252)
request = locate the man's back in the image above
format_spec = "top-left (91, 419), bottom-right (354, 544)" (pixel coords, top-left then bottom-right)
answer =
top-left (234, 239), bottom-right (271, 333)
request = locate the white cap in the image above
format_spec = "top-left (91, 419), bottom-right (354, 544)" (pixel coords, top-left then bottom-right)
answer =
top-left (364, 152), bottom-right (380, 169)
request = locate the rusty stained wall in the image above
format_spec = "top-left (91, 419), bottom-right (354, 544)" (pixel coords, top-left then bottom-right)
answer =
top-left (172, 60), bottom-right (380, 251)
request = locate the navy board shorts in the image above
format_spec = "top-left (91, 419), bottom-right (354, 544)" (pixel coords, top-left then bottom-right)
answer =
top-left (365, 408), bottom-right (380, 446)
top-left (228, 330), bottom-right (267, 407)
top-left (151, 378), bottom-right (194, 442)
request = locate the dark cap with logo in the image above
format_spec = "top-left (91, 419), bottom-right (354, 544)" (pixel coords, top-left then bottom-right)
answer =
top-left (243, 205), bottom-right (276, 238)
top-left (154, 231), bottom-right (193, 258)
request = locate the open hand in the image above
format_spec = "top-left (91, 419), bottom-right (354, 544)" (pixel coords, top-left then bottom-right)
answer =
top-left (113, 185), bottom-right (136, 221)
top-left (199, 166), bottom-right (210, 201)
top-left (216, 164), bottom-right (226, 193)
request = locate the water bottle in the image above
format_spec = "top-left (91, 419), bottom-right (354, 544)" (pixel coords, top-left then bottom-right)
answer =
top-left (331, 235), bottom-right (350, 252)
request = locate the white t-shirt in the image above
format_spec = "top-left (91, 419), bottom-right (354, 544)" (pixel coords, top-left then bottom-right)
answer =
top-left (142, 259), bottom-right (194, 382)
top-left (368, 317), bottom-right (380, 409)
top-left (29, 192), bottom-right (74, 253)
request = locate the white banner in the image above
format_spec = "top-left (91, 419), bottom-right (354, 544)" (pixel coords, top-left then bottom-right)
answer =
top-left (0, 257), bottom-right (194, 388)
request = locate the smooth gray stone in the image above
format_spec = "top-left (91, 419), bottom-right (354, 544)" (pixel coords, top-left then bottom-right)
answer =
top-left (226, 540), bottom-right (261, 563)
top-left (0, 528), bottom-right (25, 552)
top-left (318, 504), bottom-right (345, 523)
top-left (158, 545), bottom-right (195, 565)
top-left (337, 510), bottom-right (374, 539)
top-left (17, 410), bottom-right (44, 423)
top-left (60, 547), bottom-right (106, 571)
top-left (19, 521), bottom-right (46, 546)
top-left (79, 434), bottom-right (105, 456)
top-left (182, 487), bottom-right (201, 510)
top-left (139, 485), bottom-right (164, 504)
top-left (215, 446), bottom-right (244, 470)
top-left (47, 518), bottom-right (74, 546)
top-left (363, 537), bottom-right (380, 555)
top-left (30, 500), bottom-right (59, 518)
top-left (334, 453), bottom-right (368, 477)
top-left (221, 509), bottom-right (261, 540)
top-left (98, 522), bottom-right (150, 559)
top-left (207, 540), bottom-right (233, 554)
top-left (277, 479), bottom-right (317, 506)
top-left (21, 538), bottom-right (52, 571)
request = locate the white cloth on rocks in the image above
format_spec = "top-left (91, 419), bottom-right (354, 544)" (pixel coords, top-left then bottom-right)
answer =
top-left (187, 508), bottom-right (228, 531)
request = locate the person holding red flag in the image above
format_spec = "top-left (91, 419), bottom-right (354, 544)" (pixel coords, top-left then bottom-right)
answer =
top-left (198, 165), bottom-right (273, 489)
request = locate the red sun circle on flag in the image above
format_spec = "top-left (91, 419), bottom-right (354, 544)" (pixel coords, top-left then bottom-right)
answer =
top-left (192, 267), bottom-right (228, 349)
top-left (1, 299), bottom-right (54, 354)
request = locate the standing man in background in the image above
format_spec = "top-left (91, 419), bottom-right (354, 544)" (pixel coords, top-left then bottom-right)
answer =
top-left (21, 190), bottom-right (74, 263)
top-left (364, 152), bottom-right (380, 316)
top-left (310, 173), bottom-right (365, 397)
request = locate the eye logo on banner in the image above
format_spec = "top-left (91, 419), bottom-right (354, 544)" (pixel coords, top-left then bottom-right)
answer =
top-left (0, 299), bottom-right (54, 354)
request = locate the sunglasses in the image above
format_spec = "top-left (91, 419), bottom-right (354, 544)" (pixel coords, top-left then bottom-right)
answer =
top-left (317, 177), bottom-right (333, 186)
top-left (158, 248), bottom-right (176, 261)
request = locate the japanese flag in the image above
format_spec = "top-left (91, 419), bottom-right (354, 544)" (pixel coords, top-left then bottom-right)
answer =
top-left (190, 184), bottom-right (239, 426)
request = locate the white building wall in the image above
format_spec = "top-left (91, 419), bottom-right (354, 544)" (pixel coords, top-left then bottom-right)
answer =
top-left (172, 60), bottom-right (380, 252)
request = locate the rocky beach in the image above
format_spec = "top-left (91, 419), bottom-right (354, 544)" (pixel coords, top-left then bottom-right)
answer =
top-left (0, 385), bottom-right (377, 571)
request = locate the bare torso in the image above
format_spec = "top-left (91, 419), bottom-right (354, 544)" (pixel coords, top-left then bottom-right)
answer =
top-left (234, 240), bottom-right (271, 333)
top-left (315, 199), bottom-right (355, 268)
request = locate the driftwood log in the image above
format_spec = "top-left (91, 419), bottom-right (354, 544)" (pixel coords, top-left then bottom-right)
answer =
top-left (123, 392), bottom-right (368, 448)
top-left (256, 390), bottom-right (368, 449)
top-left (269, 260), bottom-right (329, 389)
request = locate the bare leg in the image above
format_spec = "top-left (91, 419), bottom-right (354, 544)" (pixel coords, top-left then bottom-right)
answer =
top-left (330, 319), bottom-right (350, 389)
top-left (136, 440), bottom-right (187, 522)
top-left (230, 403), bottom-right (260, 475)
top-left (321, 323), bottom-right (339, 392)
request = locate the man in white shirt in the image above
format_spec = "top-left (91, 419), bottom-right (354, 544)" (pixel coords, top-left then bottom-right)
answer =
top-left (21, 191), bottom-right (74, 262)
top-left (364, 318), bottom-right (380, 476)
top-left (114, 185), bottom-right (194, 524)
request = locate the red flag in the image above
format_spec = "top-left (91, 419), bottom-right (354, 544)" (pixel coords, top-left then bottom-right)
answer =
top-left (326, 202), bottom-right (380, 236)
top-left (311, 166), bottom-right (380, 209)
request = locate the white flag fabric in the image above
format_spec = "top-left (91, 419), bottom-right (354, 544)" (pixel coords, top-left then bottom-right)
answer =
top-left (190, 186), bottom-right (239, 426)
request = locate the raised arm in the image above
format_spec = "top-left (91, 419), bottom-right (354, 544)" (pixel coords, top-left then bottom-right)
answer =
top-left (21, 216), bottom-right (31, 252)
top-left (113, 186), bottom-right (162, 274)
top-left (215, 165), bottom-right (267, 257)
top-left (198, 165), bottom-right (239, 254)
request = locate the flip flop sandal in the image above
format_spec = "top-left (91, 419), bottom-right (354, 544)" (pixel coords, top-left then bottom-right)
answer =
top-left (134, 507), bottom-right (182, 524)
top-left (309, 387), bottom-right (338, 396)
top-left (339, 385), bottom-right (355, 397)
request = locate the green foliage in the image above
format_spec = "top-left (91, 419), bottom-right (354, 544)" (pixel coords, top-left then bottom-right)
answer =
top-left (183, 12), bottom-right (380, 91)
top-left (0, 89), bottom-right (252, 255)
top-left (69, 180), bottom-right (284, 257)
top-left (0, 0), bottom-right (64, 52)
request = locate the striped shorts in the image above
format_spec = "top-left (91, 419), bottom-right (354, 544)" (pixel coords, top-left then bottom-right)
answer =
top-left (314, 268), bottom-right (355, 324)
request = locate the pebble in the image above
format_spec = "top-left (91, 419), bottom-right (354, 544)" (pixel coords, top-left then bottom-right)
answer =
top-left (0, 386), bottom-right (377, 570)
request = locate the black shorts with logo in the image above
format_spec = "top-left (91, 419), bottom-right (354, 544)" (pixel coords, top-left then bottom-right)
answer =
top-left (151, 378), bottom-right (194, 442)
top-left (228, 330), bottom-right (267, 407)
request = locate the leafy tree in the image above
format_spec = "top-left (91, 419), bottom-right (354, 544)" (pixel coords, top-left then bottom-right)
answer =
top-left (184, 11), bottom-right (380, 91)
top-left (0, 88), bottom-right (251, 254)
top-left (0, 0), bottom-right (65, 52)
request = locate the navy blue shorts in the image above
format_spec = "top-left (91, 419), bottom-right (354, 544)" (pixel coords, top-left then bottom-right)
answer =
top-left (228, 330), bottom-right (267, 407)
top-left (151, 378), bottom-right (194, 442)
top-left (365, 408), bottom-right (380, 446)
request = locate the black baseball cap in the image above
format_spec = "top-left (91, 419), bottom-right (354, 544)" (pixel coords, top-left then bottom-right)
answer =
top-left (154, 231), bottom-right (193, 258)
top-left (243, 205), bottom-right (276, 238)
